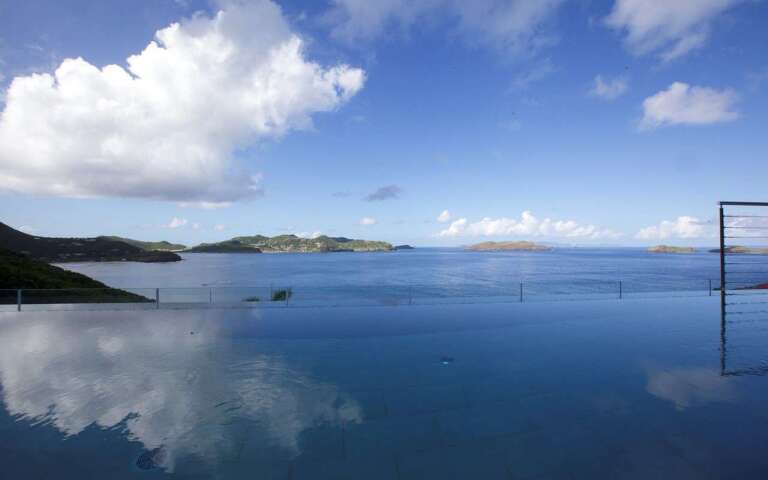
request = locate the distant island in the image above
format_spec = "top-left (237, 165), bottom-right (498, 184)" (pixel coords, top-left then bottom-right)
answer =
top-left (0, 222), bottom-right (181, 263)
top-left (186, 234), bottom-right (394, 253)
top-left (709, 246), bottom-right (768, 255)
top-left (466, 241), bottom-right (553, 252)
top-left (648, 245), bottom-right (696, 254)
top-left (394, 245), bottom-right (415, 250)
top-left (0, 247), bottom-right (150, 304)
top-left (99, 236), bottom-right (186, 252)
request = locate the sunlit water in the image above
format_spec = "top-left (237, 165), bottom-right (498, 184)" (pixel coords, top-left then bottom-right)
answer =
top-left (2, 297), bottom-right (768, 478)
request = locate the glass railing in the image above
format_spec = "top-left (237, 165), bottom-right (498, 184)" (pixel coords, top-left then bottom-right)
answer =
top-left (0, 278), bottom-right (744, 312)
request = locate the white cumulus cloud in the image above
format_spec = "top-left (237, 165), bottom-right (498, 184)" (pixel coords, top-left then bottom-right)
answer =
top-left (167, 217), bottom-right (188, 229)
top-left (296, 231), bottom-right (322, 239)
top-left (640, 82), bottom-right (739, 129)
top-left (589, 75), bottom-right (628, 100)
top-left (359, 217), bottom-right (377, 226)
top-left (437, 211), bottom-right (622, 240)
top-left (605, 0), bottom-right (745, 61)
top-left (437, 210), bottom-right (452, 223)
top-left (0, 0), bottom-right (365, 203)
top-left (636, 216), bottom-right (712, 240)
top-left (329, 0), bottom-right (564, 55)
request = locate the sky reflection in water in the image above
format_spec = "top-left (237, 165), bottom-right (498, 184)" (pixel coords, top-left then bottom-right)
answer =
top-left (1, 298), bottom-right (768, 479)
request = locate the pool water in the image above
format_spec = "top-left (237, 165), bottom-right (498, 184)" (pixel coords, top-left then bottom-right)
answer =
top-left (1, 297), bottom-right (768, 479)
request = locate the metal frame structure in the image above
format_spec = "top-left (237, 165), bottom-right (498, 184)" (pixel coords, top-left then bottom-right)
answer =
top-left (718, 201), bottom-right (768, 377)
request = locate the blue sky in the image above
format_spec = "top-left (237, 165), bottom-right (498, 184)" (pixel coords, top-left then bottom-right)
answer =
top-left (0, 0), bottom-right (766, 246)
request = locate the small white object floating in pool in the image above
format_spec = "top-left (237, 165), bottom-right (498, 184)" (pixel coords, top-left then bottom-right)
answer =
top-left (440, 356), bottom-right (455, 365)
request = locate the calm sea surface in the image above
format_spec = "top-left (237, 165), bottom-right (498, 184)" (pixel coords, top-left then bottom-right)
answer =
top-left (58, 248), bottom-right (733, 299)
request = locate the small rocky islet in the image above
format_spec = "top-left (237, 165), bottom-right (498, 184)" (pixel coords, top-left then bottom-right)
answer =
top-left (647, 245), bottom-right (696, 254)
top-left (466, 241), bottom-right (553, 252)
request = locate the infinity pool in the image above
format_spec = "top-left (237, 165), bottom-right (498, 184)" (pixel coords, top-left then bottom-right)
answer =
top-left (1, 297), bottom-right (767, 479)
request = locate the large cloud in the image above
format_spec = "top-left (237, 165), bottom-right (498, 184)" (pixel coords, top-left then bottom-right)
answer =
top-left (606, 0), bottom-right (745, 61)
top-left (640, 82), bottom-right (739, 129)
top-left (0, 1), bottom-right (365, 202)
top-left (437, 211), bottom-right (622, 240)
top-left (329, 0), bottom-right (564, 55)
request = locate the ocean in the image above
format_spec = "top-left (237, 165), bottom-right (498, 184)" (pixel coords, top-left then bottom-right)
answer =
top-left (54, 247), bottom-right (740, 305)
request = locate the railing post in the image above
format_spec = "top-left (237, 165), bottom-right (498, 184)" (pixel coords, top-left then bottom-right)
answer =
top-left (519, 282), bottom-right (523, 303)
top-left (719, 204), bottom-right (726, 317)
top-left (619, 281), bottom-right (623, 300)
top-left (286, 287), bottom-right (290, 306)
top-left (17, 289), bottom-right (21, 312)
top-left (709, 279), bottom-right (712, 297)
top-left (209, 287), bottom-right (213, 304)
top-left (156, 288), bottom-right (160, 309)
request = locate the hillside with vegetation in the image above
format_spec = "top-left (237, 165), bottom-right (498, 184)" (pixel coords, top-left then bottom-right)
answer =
top-left (0, 222), bottom-right (181, 262)
top-left (0, 247), bottom-right (150, 304)
top-left (186, 234), bottom-right (393, 253)
top-left (99, 236), bottom-right (186, 252)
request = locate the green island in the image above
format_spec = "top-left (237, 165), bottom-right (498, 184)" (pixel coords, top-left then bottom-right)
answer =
top-left (709, 246), bottom-right (768, 255)
top-left (0, 247), bottom-right (151, 304)
top-left (0, 222), bottom-right (181, 263)
top-left (99, 236), bottom-right (187, 252)
top-left (186, 234), bottom-right (394, 253)
top-left (466, 241), bottom-right (553, 252)
top-left (647, 245), bottom-right (696, 254)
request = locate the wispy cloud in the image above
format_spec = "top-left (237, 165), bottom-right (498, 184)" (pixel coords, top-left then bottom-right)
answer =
top-left (364, 185), bottom-right (402, 202)
top-left (589, 75), bottom-right (628, 100)
top-left (605, 0), bottom-right (746, 61)
top-left (359, 217), bottom-right (377, 226)
top-left (437, 210), bottom-right (452, 223)
top-left (510, 58), bottom-right (556, 91)
top-left (328, 0), bottom-right (565, 56)
top-left (178, 201), bottom-right (233, 210)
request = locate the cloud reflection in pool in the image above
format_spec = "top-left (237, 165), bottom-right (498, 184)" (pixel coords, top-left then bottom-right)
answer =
top-left (0, 313), bottom-right (362, 471)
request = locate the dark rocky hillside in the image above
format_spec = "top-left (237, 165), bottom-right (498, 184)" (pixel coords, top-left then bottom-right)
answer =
top-left (0, 247), bottom-right (150, 304)
top-left (0, 222), bottom-right (181, 263)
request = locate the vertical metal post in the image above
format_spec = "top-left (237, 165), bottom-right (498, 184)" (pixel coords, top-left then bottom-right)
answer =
top-left (156, 288), bottom-right (160, 309)
top-left (619, 281), bottom-right (622, 300)
top-left (209, 287), bottom-right (213, 304)
top-left (719, 204), bottom-right (726, 316)
top-left (709, 279), bottom-right (712, 297)
top-left (519, 282), bottom-right (523, 303)
top-left (286, 287), bottom-right (290, 306)
top-left (17, 289), bottom-right (21, 312)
